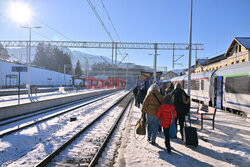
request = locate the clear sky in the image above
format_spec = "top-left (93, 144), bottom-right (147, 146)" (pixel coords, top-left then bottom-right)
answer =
top-left (0, 0), bottom-right (250, 70)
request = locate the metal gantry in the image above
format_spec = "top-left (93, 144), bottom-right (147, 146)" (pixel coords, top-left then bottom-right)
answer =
top-left (0, 40), bottom-right (204, 50)
top-left (0, 40), bottom-right (204, 82)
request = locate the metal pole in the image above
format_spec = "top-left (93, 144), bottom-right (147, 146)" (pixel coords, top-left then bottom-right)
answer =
top-left (28, 27), bottom-right (31, 97)
top-left (111, 42), bottom-right (114, 86)
top-left (18, 71), bottom-right (20, 104)
top-left (154, 44), bottom-right (158, 82)
top-left (187, 0), bottom-right (193, 96)
top-left (172, 44), bottom-right (175, 69)
top-left (195, 45), bottom-right (197, 61)
top-left (64, 64), bottom-right (66, 86)
top-left (126, 64), bottom-right (128, 90)
top-left (115, 44), bottom-right (117, 88)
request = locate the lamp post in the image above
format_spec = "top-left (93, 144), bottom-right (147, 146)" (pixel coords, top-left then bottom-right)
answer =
top-left (21, 26), bottom-right (41, 98)
top-left (187, 0), bottom-right (193, 96)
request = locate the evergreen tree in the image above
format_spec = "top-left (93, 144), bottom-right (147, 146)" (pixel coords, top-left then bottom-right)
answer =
top-left (0, 44), bottom-right (10, 60)
top-left (33, 43), bottom-right (72, 74)
top-left (75, 60), bottom-right (82, 76)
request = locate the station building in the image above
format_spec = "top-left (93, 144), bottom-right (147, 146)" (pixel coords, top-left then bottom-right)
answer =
top-left (194, 37), bottom-right (250, 74)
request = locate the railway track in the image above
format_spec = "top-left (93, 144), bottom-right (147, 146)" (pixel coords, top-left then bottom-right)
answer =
top-left (36, 92), bottom-right (132, 167)
top-left (0, 91), bottom-right (120, 138)
top-left (0, 91), bottom-right (131, 167)
top-left (0, 90), bottom-right (119, 125)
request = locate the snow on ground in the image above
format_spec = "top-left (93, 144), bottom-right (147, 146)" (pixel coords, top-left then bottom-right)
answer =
top-left (114, 102), bottom-right (250, 167)
top-left (0, 91), bottom-right (126, 166)
top-left (0, 88), bottom-right (106, 107)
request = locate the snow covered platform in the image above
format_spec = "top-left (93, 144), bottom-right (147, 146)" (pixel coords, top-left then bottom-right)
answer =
top-left (0, 89), bottom-right (117, 120)
top-left (115, 102), bottom-right (250, 167)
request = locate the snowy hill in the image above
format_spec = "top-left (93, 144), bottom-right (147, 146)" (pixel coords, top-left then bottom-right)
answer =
top-left (7, 47), bottom-right (150, 71)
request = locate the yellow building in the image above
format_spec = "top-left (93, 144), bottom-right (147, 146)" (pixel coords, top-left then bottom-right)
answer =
top-left (194, 37), bottom-right (250, 73)
top-left (223, 37), bottom-right (250, 66)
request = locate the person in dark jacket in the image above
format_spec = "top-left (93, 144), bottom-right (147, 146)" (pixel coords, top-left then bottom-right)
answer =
top-left (171, 83), bottom-right (189, 140)
top-left (165, 83), bottom-right (174, 95)
top-left (157, 95), bottom-right (177, 153)
top-left (133, 84), bottom-right (139, 107)
top-left (160, 84), bottom-right (167, 96)
top-left (137, 82), bottom-right (147, 107)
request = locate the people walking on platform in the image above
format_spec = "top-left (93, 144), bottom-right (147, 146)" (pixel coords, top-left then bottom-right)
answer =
top-left (137, 82), bottom-right (147, 108)
top-left (141, 83), bottom-right (163, 145)
top-left (157, 94), bottom-right (177, 153)
top-left (158, 84), bottom-right (167, 133)
top-left (171, 83), bottom-right (189, 140)
top-left (133, 84), bottom-right (139, 107)
top-left (165, 83), bottom-right (174, 95)
top-left (160, 84), bottom-right (167, 96)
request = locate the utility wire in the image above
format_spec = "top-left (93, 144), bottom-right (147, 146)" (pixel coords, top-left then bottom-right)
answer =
top-left (32, 29), bottom-right (52, 41)
top-left (34, 17), bottom-right (72, 41)
top-left (86, 0), bottom-right (114, 42)
top-left (100, 0), bottom-right (121, 43)
top-left (99, 0), bottom-right (128, 62)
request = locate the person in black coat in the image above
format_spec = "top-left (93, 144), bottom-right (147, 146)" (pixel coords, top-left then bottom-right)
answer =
top-left (137, 82), bottom-right (148, 107)
top-left (133, 84), bottom-right (139, 107)
top-left (171, 83), bottom-right (190, 140)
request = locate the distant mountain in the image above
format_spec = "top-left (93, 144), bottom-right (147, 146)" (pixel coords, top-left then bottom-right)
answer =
top-left (7, 47), bottom-right (152, 71)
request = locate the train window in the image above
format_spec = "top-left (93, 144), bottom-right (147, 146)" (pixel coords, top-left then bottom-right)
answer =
top-left (201, 80), bottom-right (204, 90)
top-left (225, 76), bottom-right (250, 94)
top-left (191, 80), bottom-right (199, 90)
top-left (184, 81), bottom-right (187, 89)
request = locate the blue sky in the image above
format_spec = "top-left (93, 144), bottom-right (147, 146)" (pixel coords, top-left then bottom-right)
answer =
top-left (0, 0), bottom-right (250, 70)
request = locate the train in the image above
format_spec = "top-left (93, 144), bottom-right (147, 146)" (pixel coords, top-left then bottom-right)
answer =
top-left (161, 61), bottom-right (250, 117)
top-left (86, 77), bottom-right (126, 89)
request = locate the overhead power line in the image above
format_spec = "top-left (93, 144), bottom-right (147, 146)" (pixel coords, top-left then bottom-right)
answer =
top-left (34, 17), bottom-right (72, 41)
top-left (99, 0), bottom-right (128, 63)
top-left (86, 0), bottom-right (114, 42)
top-left (100, 0), bottom-right (121, 43)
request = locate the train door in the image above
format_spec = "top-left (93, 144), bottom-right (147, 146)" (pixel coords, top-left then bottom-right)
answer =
top-left (216, 76), bottom-right (223, 109)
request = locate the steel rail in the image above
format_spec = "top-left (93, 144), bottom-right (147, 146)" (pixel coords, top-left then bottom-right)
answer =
top-left (88, 94), bottom-right (132, 167)
top-left (0, 91), bottom-right (121, 138)
top-left (0, 91), bottom-right (118, 126)
top-left (35, 91), bottom-right (131, 167)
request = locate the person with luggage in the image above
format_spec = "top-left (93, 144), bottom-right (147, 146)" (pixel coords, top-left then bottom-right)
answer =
top-left (141, 83), bottom-right (163, 145)
top-left (171, 83), bottom-right (189, 140)
top-left (157, 95), bottom-right (177, 153)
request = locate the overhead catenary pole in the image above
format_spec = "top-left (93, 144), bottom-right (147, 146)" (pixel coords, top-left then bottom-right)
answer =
top-left (154, 44), bottom-right (158, 82)
top-left (28, 27), bottom-right (31, 97)
top-left (126, 63), bottom-right (128, 90)
top-left (187, 0), bottom-right (193, 96)
top-left (172, 44), bottom-right (175, 69)
top-left (20, 26), bottom-right (41, 98)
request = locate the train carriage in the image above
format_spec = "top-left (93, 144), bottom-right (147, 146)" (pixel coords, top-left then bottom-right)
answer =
top-left (213, 61), bottom-right (250, 116)
top-left (161, 61), bottom-right (250, 117)
top-left (184, 70), bottom-right (215, 106)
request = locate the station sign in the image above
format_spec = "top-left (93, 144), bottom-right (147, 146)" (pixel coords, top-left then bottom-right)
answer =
top-left (12, 66), bottom-right (27, 72)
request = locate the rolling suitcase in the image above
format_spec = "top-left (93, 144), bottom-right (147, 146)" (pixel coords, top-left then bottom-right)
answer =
top-left (183, 119), bottom-right (198, 147)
